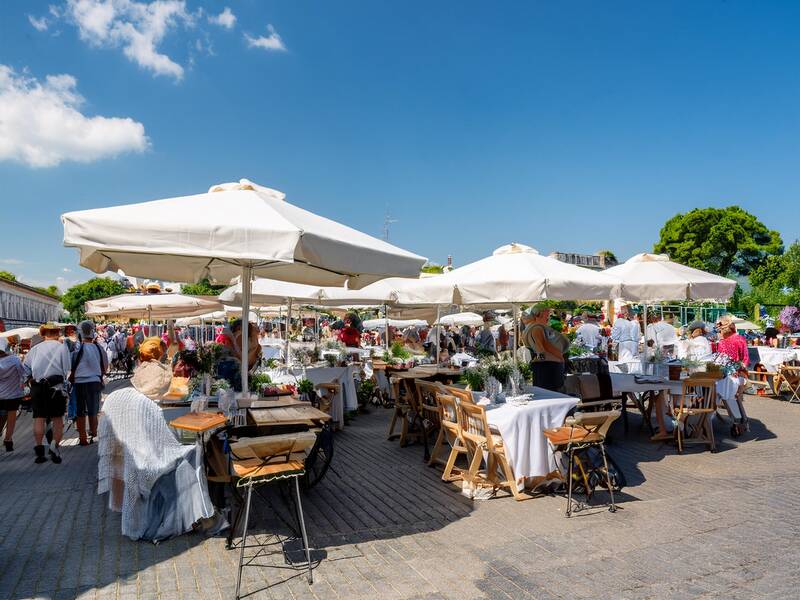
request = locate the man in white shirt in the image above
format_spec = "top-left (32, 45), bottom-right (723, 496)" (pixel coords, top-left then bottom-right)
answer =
top-left (575, 314), bottom-right (602, 351)
top-left (611, 306), bottom-right (641, 363)
top-left (646, 313), bottom-right (679, 358)
top-left (23, 323), bottom-right (71, 463)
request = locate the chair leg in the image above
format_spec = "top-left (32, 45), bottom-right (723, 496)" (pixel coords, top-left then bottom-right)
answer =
top-left (235, 484), bottom-right (253, 600)
top-left (499, 455), bottom-right (525, 501)
top-left (442, 444), bottom-right (462, 482)
top-left (294, 477), bottom-right (313, 584)
top-left (387, 407), bottom-right (400, 440)
top-left (599, 444), bottom-right (617, 513)
top-left (428, 428), bottom-right (446, 467)
top-left (566, 448), bottom-right (574, 518)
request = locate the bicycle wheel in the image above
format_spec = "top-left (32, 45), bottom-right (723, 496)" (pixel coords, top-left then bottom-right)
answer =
top-left (303, 424), bottom-right (334, 490)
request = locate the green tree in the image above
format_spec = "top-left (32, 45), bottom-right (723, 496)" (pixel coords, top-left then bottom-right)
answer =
top-left (61, 277), bottom-right (126, 320)
top-left (653, 206), bottom-right (782, 276)
top-left (0, 271), bottom-right (16, 282)
top-left (181, 278), bottom-right (225, 296)
top-left (745, 240), bottom-right (800, 310)
top-left (420, 263), bottom-right (444, 274)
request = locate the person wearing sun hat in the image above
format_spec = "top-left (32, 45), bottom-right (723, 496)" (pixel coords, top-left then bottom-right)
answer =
top-left (131, 337), bottom-right (172, 400)
top-left (23, 322), bottom-right (71, 463)
top-left (71, 321), bottom-right (108, 445)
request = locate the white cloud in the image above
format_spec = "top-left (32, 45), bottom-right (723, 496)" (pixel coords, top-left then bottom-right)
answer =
top-left (0, 65), bottom-right (149, 168)
top-left (245, 24), bottom-right (286, 52)
top-left (65, 0), bottom-right (194, 80)
top-left (208, 7), bottom-right (235, 29)
top-left (0, 259), bottom-right (23, 265)
top-left (62, 267), bottom-right (73, 272)
top-left (28, 15), bottom-right (51, 31)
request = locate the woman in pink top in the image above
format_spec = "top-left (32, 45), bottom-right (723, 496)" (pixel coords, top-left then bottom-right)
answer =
top-left (715, 314), bottom-right (749, 435)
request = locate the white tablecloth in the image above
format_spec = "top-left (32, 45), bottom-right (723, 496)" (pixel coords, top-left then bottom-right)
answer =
top-left (749, 347), bottom-right (799, 373)
top-left (481, 388), bottom-right (578, 479)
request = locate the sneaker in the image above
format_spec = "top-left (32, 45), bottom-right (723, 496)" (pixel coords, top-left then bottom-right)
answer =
top-left (49, 441), bottom-right (62, 464)
top-left (3, 440), bottom-right (12, 452)
top-left (34, 445), bottom-right (47, 463)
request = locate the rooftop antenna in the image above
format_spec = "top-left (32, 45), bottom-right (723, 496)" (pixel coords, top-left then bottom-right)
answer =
top-left (382, 206), bottom-right (398, 242)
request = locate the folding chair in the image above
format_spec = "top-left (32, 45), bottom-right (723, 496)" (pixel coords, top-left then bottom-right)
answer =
top-left (544, 400), bottom-right (621, 517)
top-left (228, 432), bottom-right (317, 599)
top-left (776, 364), bottom-right (800, 404)
top-left (672, 377), bottom-right (717, 453)
top-left (314, 382), bottom-right (340, 416)
top-left (414, 379), bottom-right (445, 461)
top-left (387, 377), bottom-right (424, 447)
top-left (429, 393), bottom-right (469, 481)
top-left (458, 401), bottom-right (529, 501)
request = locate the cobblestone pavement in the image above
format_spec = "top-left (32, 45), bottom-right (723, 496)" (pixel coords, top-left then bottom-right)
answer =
top-left (1, 392), bottom-right (799, 600)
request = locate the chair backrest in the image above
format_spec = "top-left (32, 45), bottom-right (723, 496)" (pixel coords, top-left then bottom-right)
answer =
top-left (680, 378), bottom-right (716, 411)
top-left (230, 431), bottom-right (317, 461)
top-left (566, 373), bottom-right (614, 401)
top-left (780, 364), bottom-right (800, 383)
top-left (443, 384), bottom-right (475, 406)
top-left (415, 379), bottom-right (444, 415)
top-left (437, 393), bottom-right (460, 435)
top-left (571, 409), bottom-right (621, 438)
top-left (458, 400), bottom-right (495, 451)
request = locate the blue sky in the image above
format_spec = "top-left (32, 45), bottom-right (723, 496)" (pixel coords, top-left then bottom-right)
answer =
top-left (1, 1), bottom-right (799, 290)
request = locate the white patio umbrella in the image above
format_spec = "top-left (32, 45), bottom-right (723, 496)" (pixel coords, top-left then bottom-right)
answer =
top-left (603, 253), bottom-right (736, 303)
top-left (85, 293), bottom-right (223, 321)
top-left (604, 253), bottom-right (736, 359)
top-left (435, 312), bottom-right (485, 327)
top-left (361, 318), bottom-right (428, 330)
top-left (62, 179), bottom-right (426, 391)
top-left (0, 327), bottom-right (41, 340)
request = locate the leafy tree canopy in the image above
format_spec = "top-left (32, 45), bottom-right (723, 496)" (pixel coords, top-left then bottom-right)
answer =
top-left (0, 271), bottom-right (17, 281)
top-left (653, 206), bottom-right (782, 276)
top-left (743, 240), bottom-right (800, 311)
top-left (61, 277), bottom-right (126, 320)
top-left (420, 263), bottom-right (445, 274)
top-left (181, 278), bottom-right (226, 296)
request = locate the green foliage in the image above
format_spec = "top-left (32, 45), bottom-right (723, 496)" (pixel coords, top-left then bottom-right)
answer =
top-left (390, 341), bottom-right (411, 360)
top-left (61, 277), bottom-right (126, 319)
top-left (0, 271), bottom-right (17, 281)
top-left (296, 378), bottom-right (315, 395)
top-left (38, 285), bottom-right (61, 298)
top-left (180, 278), bottom-right (225, 296)
top-left (460, 366), bottom-right (486, 391)
top-left (738, 240), bottom-right (800, 314)
top-left (486, 358), bottom-right (514, 384)
top-left (653, 206), bottom-right (782, 276)
top-left (517, 361), bottom-right (533, 383)
top-left (357, 379), bottom-right (377, 407)
top-left (420, 263), bottom-right (445, 274)
top-left (249, 372), bottom-right (273, 392)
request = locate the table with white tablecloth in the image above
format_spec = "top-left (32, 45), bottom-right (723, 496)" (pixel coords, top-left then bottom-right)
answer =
top-left (748, 347), bottom-right (800, 373)
top-left (476, 388), bottom-right (579, 480)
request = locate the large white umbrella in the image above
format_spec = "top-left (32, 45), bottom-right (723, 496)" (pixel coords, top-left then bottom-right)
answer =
top-left (362, 318), bottom-right (428, 330)
top-left (435, 312), bottom-right (485, 327)
top-left (85, 293), bottom-right (223, 320)
top-left (0, 327), bottom-right (41, 340)
top-left (62, 179), bottom-right (426, 391)
top-left (604, 253), bottom-right (736, 302)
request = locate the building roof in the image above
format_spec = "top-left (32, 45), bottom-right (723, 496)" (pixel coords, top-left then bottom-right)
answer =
top-left (0, 277), bottom-right (62, 304)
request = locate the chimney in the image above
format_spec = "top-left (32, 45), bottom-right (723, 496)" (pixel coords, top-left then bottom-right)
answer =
top-left (447, 255), bottom-right (452, 267)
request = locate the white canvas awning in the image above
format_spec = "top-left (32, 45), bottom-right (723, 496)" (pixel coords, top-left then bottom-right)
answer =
top-left (435, 312), bottom-right (485, 327)
top-left (85, 293), bottom-right (223, 320)
top-left (361, 318), bottom-right (428, 330)
top-left (0, 326), bottom-right (42, 340)
top-left (604, 253), bottom-right (736, 302)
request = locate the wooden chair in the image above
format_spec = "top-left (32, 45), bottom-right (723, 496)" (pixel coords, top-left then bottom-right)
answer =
top-left (228, 432), bottom-right (318, 598)
top-left (429, 393), bottom-right (469, 481)
top-left (672, 376), bottom-right (717, 453)
top-left (414, 379), bottom-right (445, 462)
top-left (314, 382), bottom-right (340, 416)
top-left (457, 401), bottom-right (529, 501)
top-left (544, 401), bottom-right (621, 517)
top-left (442, 384), bottom-right (475, 407)
top-left (772, 364), bottom-right (800, 403)
top-left (387, 376), bottom-right (424, 447)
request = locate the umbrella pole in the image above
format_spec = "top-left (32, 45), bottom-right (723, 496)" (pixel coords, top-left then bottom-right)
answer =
top-left (435, 305), bottom-right (441, 365)
top-left (642, 303), bottom-right (648, 362)
top-left (512, 303), bottom-right (519, 365)
top-left (240, 266), bottom-right (253, 394)
top-left (285, 298), bottom-right (293, 365)
top-left (384, 304), bottom-right (389, 352)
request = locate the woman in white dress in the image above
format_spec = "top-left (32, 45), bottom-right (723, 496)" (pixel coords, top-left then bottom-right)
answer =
top-left (685, 322), bottom-right (712, 362)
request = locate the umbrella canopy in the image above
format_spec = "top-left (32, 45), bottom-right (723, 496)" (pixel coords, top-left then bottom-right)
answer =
top-left (604, 253), bottom-right (736, 302)
top-left (63, 179), bottom-right (426, 392)
top-left (361, 318), bottom-right (428, 330)
top-left (174, 306), bottom-right (260, 326)
top-left (85, 293), bottom-right (223, 320)
top-left (435, 312), bottom-right (485, 327)
top-left (0, 327), bottom-right (42, 340)
top-left (62, 179), bottom-right (426, 289)
top-left (335, 243), bottom-right (621, 306)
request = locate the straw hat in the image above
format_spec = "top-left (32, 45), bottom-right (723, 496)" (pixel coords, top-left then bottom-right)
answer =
top-left (138, 337), bottom-right (164, 362)
top-left (39, 322), bottom-right (61, 336)
top-left (132, 361), bottom-right (172, 400)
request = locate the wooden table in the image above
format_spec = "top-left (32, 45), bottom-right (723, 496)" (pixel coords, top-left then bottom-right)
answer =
top-left (169, 411), bottom-right (227, 432)
top-left (248, 405), bottom-right (332, 427)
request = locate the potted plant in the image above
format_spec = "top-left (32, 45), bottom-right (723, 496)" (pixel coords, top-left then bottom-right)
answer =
top-left (297, 378), bottom-right (316, 403)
